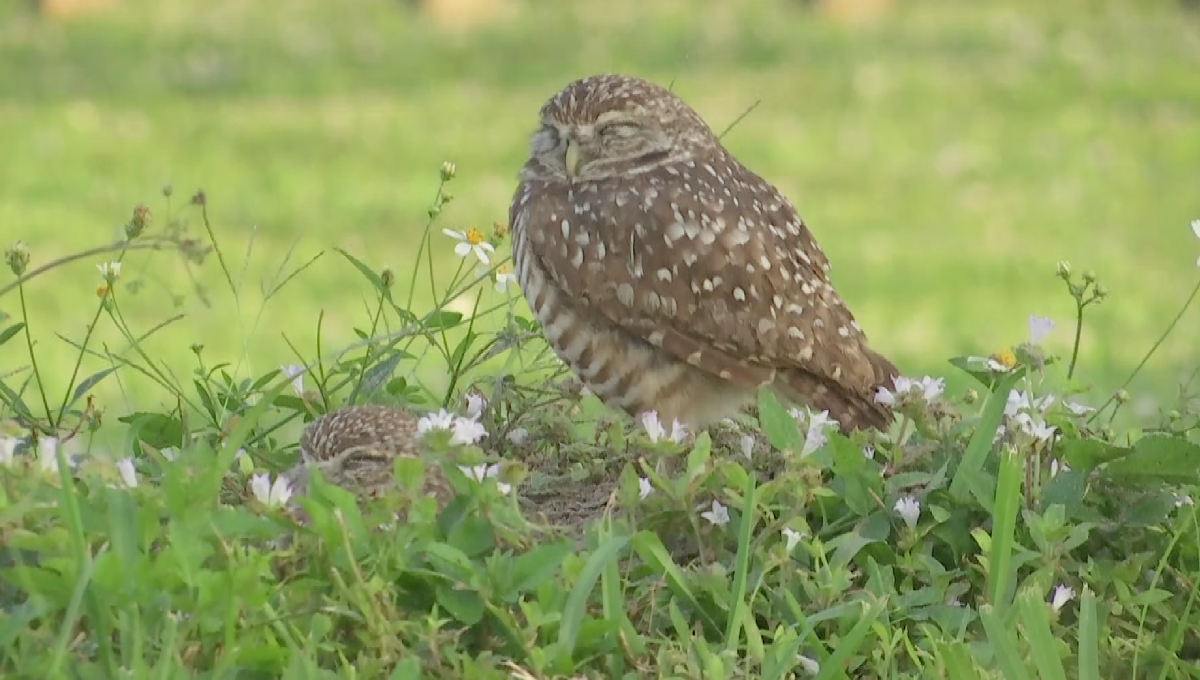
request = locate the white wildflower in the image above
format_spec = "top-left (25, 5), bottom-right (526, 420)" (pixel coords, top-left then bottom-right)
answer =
top-left (641, 411), bottom-right (666, 443)
top-left (875, 375), bottom-right (944, 406)
top-left (116, 458), bottom-right (138, 488)
top-left (417, 409), bottom-right (456, 438)
top-left (450, 416), bottom-right (488, 446)
top-left (782, 527), bottom-right (805, 552)
top-left (280, 364), bottom-right (305, 395)
top-left (1175, 493), bottom-right (1195, 508)
top-left (966, 355), bottom-right (1012, 372)
top-left (1006, 390), bottom-right (1054, 416)
top-left (638, 476), bottom-right (653, 499)
top-left (161, 447), bottom-right (179, 461)
top-left (459, 463), bottom-right (512, 494)
top-left (1064, 400), bottom-right (1095, 416)
top-left (1028, 315), bottom-right (1056, 344)
top-left (493, 266), bottom-right (518, 294)
top-left (801, 409), bottom-right (835, 457)
top-left (505, 427), bottom-right (530, 445)
top-left (1051, 584), bottom-right (1075, 612)
top-left (894, 495), bottom-right (920, 529)
top-left (1014, 413), bottom-right (1057, 442)
top-left (1192, 219), bottom-right (1200, 266)
top-left (0, 436), bottom-right (17, 466)
top-left (38, 436), bottom-right (59, 473)
top-left (668, 419), bottom-right (688, 444)
top-left (249, 473), bottom-right (293, 507)
top-left (1049, 459), bottom-right (1069, 477)
top-left (796, 655), bottom-right (820, 675)
top-left (97, 261), bottom-right (122, 282)
top-left (739, 434), bottom-right (755, 460)
top-left (443, 227), bottom-right (496, 265)
top-left (464, 392), bottom-right (486, 419)
top-left (700, 500), bottom-right (730, 527)
top-left (863, 445), bottom-right (875, 460)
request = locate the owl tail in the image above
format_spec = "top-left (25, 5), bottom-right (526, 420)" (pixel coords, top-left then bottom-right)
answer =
top-left (778, 348), bottom-right (901, 434)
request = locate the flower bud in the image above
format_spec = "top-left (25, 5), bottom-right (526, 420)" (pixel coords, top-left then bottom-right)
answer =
top-left (439, 161), bottom-right (457, 182)
top-left (5, 242), bottom-right (30, 276)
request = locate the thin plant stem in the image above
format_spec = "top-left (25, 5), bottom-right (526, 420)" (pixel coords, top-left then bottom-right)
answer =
top-left (1089, 276), bottom-right (1200, 424)
top-left (17, 283), bottom-right (53, 428)
top-left (1067, 299), bottom-right (1085, 380)
top-left (0, 237), bottom-right (185, 299)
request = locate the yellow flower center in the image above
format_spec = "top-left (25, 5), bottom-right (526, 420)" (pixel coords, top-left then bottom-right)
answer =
top-left (465, 228), bottom-right (485, 246)
top-left (993, 347), bottom-right (1018, 369)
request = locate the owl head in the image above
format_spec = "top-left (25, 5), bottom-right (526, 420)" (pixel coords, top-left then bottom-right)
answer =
top-left (521, 74), bottom-right (721, 183)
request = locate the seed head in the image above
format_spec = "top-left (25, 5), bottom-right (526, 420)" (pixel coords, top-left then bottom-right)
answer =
top-left (440, 161), bottom-right (457, 182)
top-left (125, 204), bottom-right (151, 239)
top-left (5, 242), bottom-right (30, 276)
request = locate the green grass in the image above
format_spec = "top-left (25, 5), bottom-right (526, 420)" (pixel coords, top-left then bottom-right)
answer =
top-left (1, 3), bottom-right (1200, 674)
top-left (1, 0), bottom-right (1199, 433)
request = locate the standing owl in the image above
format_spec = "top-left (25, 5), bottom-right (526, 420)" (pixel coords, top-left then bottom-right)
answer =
top-left (509, 74), bottom-right (900, 434)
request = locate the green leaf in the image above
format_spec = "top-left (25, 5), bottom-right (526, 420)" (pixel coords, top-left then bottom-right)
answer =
top-left (68, 368), bottom-right (117, 409)
top-left (987, 449), bottom-right (1023, 612)
top-left (506, 541), bottom-right (573, 596)
top-left (117, 412), bottom-right (184, 450)
top-left (1102, 434), bottom-right (1200, 485)
top-left (433, 584), bottom-right (484, 625)
top-left (558, 534), bottom-right (629, 656)
top-left (334, 247), bottom-right (385, 288)
top-left (951, 371), bottom-right (1020, 504)
top-left (1040, 469), bottom-right (1087, 515)
top-left (0, 322), bottom-right (25, 347)
top-left (630, 531), bottom-right (723, 636)
top-left (1060, 438), bottom-right (1129, 472)
top-left (979, 605), bottom-right (1032, 680)
top-left (1077, 587), bottom-right (1100, 680)
top-left (1015, 588), bottom-right (1068, 680)
top-left (757, 386), bottom-right (801, 452)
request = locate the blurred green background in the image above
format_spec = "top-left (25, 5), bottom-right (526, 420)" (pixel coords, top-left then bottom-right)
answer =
top-left (1, 0), bottom-right (1198, 427)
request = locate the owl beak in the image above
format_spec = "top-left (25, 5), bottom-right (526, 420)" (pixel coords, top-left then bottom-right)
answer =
top-left (564, 138), bottom-right (583, 178)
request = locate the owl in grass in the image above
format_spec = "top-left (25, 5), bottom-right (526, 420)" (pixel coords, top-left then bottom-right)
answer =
top-left (509, 74), bottom-right (901, 434)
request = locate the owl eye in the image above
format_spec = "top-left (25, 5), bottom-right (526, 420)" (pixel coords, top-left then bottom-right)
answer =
top-left (597, 122), bottom-right (638, 138)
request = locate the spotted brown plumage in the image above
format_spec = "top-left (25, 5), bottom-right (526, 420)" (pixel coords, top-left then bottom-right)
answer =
top-left (509, 74), bottom-right (900, 433)
top-left (286, 405), bottom-right (451, 513)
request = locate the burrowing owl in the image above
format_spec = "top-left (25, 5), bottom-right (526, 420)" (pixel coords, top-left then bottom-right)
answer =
top-left (509, 74), bottom-right (900, 433)
top-left (284, 405), bottom-right (451, 514)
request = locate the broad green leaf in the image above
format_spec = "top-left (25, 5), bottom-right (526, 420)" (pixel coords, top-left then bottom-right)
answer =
top-left (757, 386), bottom-right (801, 452)
top-left (1102, 434), bottom-right (1200, 485)
top-left (558, 534), bottom-right (629, 656)
top-left (1016, 588), bottom-right (1068, 680)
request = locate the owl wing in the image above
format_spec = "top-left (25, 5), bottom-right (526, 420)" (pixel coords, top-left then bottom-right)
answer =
top-left (513, 158), bottom-right (892, 403)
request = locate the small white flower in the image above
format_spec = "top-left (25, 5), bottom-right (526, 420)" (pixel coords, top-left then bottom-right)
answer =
top-left (116, 458), bottom-right (138, 488)
top-left (1028, 315), bottom-right (1056, 345)
top-left (641, 411), bottom-right (668, 443)
top-left (505, 427), bottom-right (530, 445)
top-left (0, 436), bottom-right (17, 466)
top-left (161, 446), bottom-right (179, 462)
top-left (1175, 493), bottom-right (1195, 508)
top-left (1051, 584), bottom-right (1075, 612)
top-left (947, 595), bottom-right (962, 607)
top-left (966, 355), bottom-right (1013, 372)
top-left (443, 227), bottom-right (496, 265)
top-left (739, 434), bottom-right (755, 460)
top-left (38, 436), bottom-right (59, 473)
top-left (458, 463), bottom-right (512, 494)
top-left (1049, 459), bottom-right (1069, 477)
top-left (417, 409), bottom-right (456, 438)
top-left (782, 527), bottom-right (805, 552)
top-left (1064, 400), bottom-right (1095, 416)
top-left (494, 267), bottom-right (518, 293)
top-left (1006, 390), bottom-right (1055, 416)
top-left (1014, 413), bottom-right (1057, 442)
top-left (668, 419), bottom-right (688, 444)
top-left (280, 364), bottom-right (305, 395)
top-left (700, 500), bottom-right (730, 527)
top-left (250, 473), bottom-right (293, 507)
top-left (894, 495), bottom-right (920, 529)
top-left (464, 393), bottom-right (486, 419)
top-left (450, 416), bottom-right (488, 446)
top-left (801, 409), bottom-right (835, 457)
top-left (638, 476), bottom-right (653, 499)
top-left (97, 261), bottom-right (122, 282)
top-left (796, 655), bottom-right (820, 675)
top-left (1192, 219), bottom-right (1200, 266)
top-left (863, 445), bottom-right (875, 460)
top-left (875, 375), bottom-right (944, 406)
